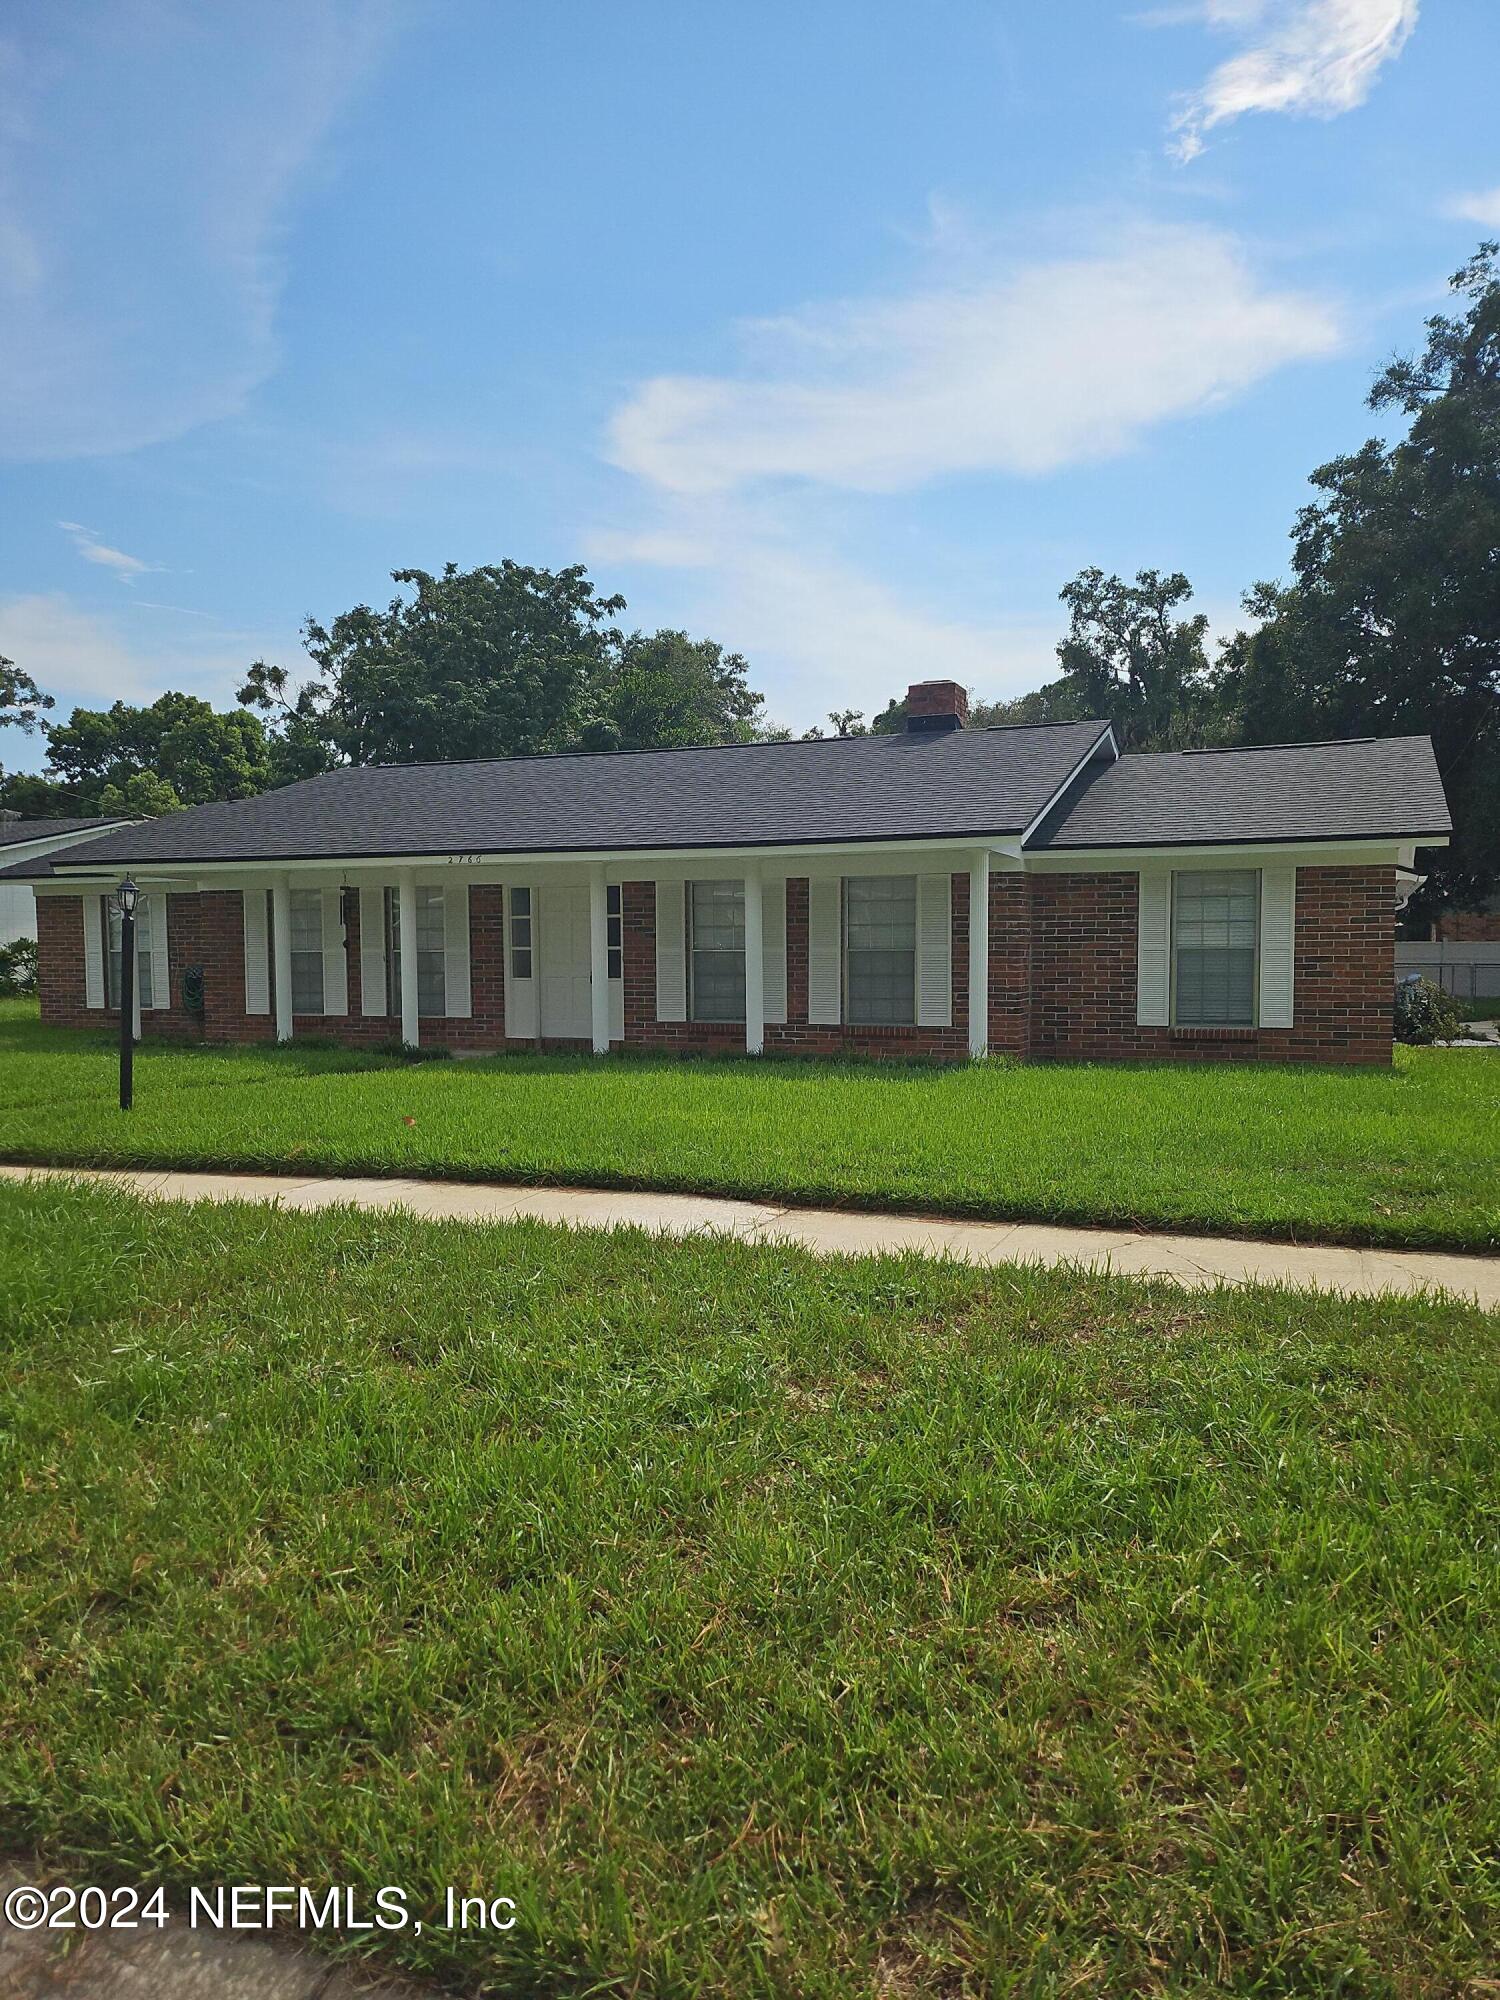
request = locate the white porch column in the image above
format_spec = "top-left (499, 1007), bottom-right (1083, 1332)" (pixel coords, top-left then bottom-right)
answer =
top-left (589, 862), bottom-right (610, 1055)
top-left (271, 875), bottom-right (293, 1044)
top-left (743, 859), bottom-right (764, 1055)
top-left (397, 866), bottom-right (419, 1047)
top-left (968, 850), bottom-right (990, 1059)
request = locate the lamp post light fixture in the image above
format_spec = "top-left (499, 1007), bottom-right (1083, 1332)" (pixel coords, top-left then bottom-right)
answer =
top-left (115, 876), bottom-right (138, 1112)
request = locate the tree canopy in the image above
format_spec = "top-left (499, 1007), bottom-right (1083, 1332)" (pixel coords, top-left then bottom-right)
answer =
top-left (580, 629), bottom-right (765, 752)
top-left (241, 561), bottom-right (624, 769)
top-left (1215, 244), bottom-right (1500, 909)
top-left (0, 656), bottom-right (52, 739)
top-left (241, 562), bottom-right (770, 771)
top-left (1051, 568), bottom-right (1218, 749)
top-left (0, 692), bottom-right (271, 819)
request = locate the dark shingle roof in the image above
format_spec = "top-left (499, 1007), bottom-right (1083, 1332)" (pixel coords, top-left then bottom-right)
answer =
top-left (0, 815), bottom-right (122, 849)
top-left (0, 728), bottom-right (1449, 878)
top-left (0, 723), bottom-right (1112, 873)
top-left (1032, 735), bottom-right (1451, 849)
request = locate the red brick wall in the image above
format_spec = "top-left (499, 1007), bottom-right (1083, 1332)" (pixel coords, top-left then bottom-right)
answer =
top-left (988, 872), bottom-right (1031, 1056)
top-left (35, 896), bottom-right (88, 1026)
top-left (622, 875), bottom-right (972, 1060)
top-left (200, 889), bottom-right (272, 1043)
top-left (40, 886), bottom-right (524, 1052)
top-left (34, 866), bottom-right (1398, 1067)
top-left (292, 884), bottom-right (516, 1052)
top-left (1437, 908), bottom-right (1500, 942)
top-left (1028, 865), bottom-right (1394, 1065)
top-left (36, 890), bottom-right (207, 1042)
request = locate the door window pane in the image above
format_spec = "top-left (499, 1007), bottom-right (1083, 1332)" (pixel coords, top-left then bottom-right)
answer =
top-left (289, 890), bottom-right (324, 1015)
top-left (606, 884), bottom-right (622, 980)
top-left (509, 886), bottom-right (532, 982)
top-left (846, 877), bottom-right (916, 1025)
top-left (690, 879), bottom-right (745, 1022)
top-left (1173, 870), bottom-right (1258, 1026)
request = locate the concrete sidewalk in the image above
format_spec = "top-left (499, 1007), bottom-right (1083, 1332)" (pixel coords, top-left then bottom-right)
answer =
top-left (4, 1162), bottom-right (1496, 1308)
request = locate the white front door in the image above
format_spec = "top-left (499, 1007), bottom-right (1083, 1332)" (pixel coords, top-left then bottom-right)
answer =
top-left (540, 883), bottom-right (592, 1038)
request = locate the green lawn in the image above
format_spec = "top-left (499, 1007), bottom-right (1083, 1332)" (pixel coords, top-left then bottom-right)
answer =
top-left (2, 1001), bottom-right (1496, 1251)
top-left (1, 1179), bottom-right (1495, 1996)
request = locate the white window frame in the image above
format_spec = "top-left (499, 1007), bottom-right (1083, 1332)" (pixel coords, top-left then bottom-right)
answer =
top-left (104, 895), bottom-right (154, 1011)
top-left (386, 885), bottom-right (448, 1019)
top-left (1170, 868), bottom-right (1260, 1029)
top-left (288, 888), bottom-right (325, 1016)
top-left (688, 878), bottom-right (746, 1024)
top-left (843, 875), bottom-right (918, 1027)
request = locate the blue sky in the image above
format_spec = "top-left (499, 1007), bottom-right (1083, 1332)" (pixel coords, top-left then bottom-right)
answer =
top-left (2, 0), bottom-right (1497, 759)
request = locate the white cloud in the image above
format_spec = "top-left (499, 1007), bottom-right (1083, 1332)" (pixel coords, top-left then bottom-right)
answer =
top-left (1445, 187), bottom-right (1500, 231)
top-left (595, 511), bottom-right (1056, 726)
top-left (1167, 0), bottom-right (1418, 160)
top-left (0, 593), bottom-right (290, 728)
top-left (600, 216), bottom-right (1342, 725)
top-left (606, 222), bottom-right (1340, 496)
top-left (0, 2), bottom-right (399, 462)
top-left (57, 521), bottom-right (161, 581)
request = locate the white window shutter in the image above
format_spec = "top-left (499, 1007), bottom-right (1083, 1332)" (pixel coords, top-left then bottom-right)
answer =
top-left (807, 877), bottom-right (842, 1025)
top-left (144, 894), bottom-right (169, 1009)
top-left (762, 876), bottom-right (787, 1025)
top-left (1136, 868), bottom-right (1171, 1026)
top-left (243, 889), bottom-right (270, 1014)
top-left (655, 879), bottom-right (686, 1021)
top-left (83, 895), bottom-right (105, 1009)
top-left (444, 882), bottom-right (471, 1018)
top-left (321, 889), bottom-right (348, 1016)
top-left (359, 887), bottom-right (387, 1015)
top-left (916, 873), bottom-right (952, 1027)
top-left (1258, 863), bottom-right (1296, 1028)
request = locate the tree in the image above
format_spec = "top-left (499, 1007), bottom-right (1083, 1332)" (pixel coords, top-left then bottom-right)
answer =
top-left (41, 694), bottom-right (271, 814)
top-left (0, 656), bottom-right (52, 738)
top-left (1053, 568), bottom-right (1217, 748)
top-left (1221, 243), bottom-right (1500, 909)
top-left (0, 769), bottom-right (75, 817)
top-left (97, 770), bottom-right (184, 818)
top-left (580, 629), bottom-right (765, 752)
top-left (970, 684), bottom-right (1090, 729)
top-left (243, 561), bottom-right (626, 767)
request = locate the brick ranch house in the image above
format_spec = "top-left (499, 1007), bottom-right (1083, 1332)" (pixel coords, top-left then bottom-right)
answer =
top-left (4, 682), bottom-right (1451, 1067)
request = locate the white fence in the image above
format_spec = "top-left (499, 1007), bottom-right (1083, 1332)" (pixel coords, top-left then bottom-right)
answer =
top-left (1395, 941), bottom-right (1500, 1002)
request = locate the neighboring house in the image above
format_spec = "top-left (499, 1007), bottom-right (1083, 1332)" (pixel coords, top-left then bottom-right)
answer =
top-left (2, 682), bottom-right (1451, 1066)
top-left (0, 815), bottom-right (131, 948)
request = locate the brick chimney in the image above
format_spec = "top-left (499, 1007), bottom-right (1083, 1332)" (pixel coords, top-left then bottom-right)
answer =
top-left (904, 679), bottom-right (969, 733)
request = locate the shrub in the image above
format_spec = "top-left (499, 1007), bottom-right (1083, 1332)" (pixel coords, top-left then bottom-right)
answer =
top-left (0, 937), bottom-right (38, 997)
top-left (1394, 977), bottom-right (1467, 1045)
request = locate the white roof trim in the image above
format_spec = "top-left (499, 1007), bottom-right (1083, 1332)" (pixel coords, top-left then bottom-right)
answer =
top-left (1024, 836), bottom-right (1436, 870)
